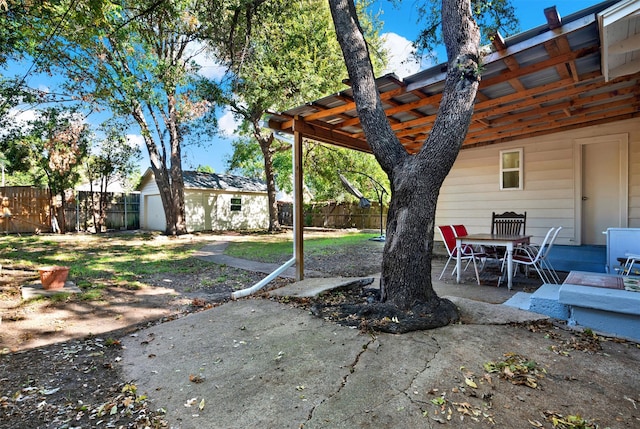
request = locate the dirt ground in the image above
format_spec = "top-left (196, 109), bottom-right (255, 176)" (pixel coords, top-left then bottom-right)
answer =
top-left (1, 233), bottom-right (639, 429)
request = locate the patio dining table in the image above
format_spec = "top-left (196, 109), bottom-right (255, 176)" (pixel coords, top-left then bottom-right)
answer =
top-left (456, 233), bottom-right (531, 290)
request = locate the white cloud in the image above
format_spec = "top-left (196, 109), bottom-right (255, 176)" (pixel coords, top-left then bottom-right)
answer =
top-left (218, 108), bottom-right (241, 137)
top-left (193, 52), bottom-right (227, 80)
top-left (186, 41), bottom-right (227, 80)
top-left (126, 134), bottom-right (145, 150)
top-left (380, 32), bottom-right (421, 79)
top-left (7, 106), bottom-right (37, 124)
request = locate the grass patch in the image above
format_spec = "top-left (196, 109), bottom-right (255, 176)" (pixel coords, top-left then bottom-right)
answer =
top-left (0, 234), bottom-right (205, 301)
top-left (1, 235), bottom-right (202, 278)
top-left (79, 289), bottom-right (104, 301)
top-left (224, 232), bottom-right (378, 262)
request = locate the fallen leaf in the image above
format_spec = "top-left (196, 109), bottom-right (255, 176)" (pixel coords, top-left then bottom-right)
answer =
top-left (431, 397), bottom-right (446, 406)
top-left (198, 398), bottom-right (205, 410)
top-left (465, 378), bottom-right (477, 389)
top-left (189, 374), bottom-right (205, 383)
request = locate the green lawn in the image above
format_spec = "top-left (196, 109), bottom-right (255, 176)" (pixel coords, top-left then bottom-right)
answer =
top-left (0, 231), bottom-right (379, 300)
top-left (224, 232), bottom-right (380, 262)
top-left (0, 233), bottom-right (205, 293)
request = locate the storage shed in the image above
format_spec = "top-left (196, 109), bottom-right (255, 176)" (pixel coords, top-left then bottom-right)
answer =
top-left (138, 169), bottom-right (269, 232)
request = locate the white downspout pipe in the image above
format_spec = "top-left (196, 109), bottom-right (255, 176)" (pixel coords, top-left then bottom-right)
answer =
top-left (231, 257), bottom-right (296, 299)
top-left (231, 122), bottom-right (304, 299)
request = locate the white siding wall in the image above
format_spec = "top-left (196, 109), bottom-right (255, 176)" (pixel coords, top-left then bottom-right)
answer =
top-left (139, 170), bottom-right (269, 232)
top-left (185, 190), bottom-right (269, 232)
top-left (436, 117), bottom-right (640, 245)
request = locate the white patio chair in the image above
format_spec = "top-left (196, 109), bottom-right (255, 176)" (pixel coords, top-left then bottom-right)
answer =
top-left (538, 226), bottom-right (562, 283)
top-left (510, 227), bottom-right (561, 284)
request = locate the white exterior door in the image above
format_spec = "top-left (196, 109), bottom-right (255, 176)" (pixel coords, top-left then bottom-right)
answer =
top-left (576, 134), bottom-right (628, 245)
top-left (144, 195), bottom-right (166, 231)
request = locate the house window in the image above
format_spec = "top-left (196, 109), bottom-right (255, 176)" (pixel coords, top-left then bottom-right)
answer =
top-left (230, 197), bottom-right (242, 211)
top-left (500, 149), bottom-right (523, 190)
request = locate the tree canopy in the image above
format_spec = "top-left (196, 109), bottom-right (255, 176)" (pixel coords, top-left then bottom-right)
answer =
top-left (204, 0), bottom-right (387, 230)
top-left (392, 0), bottom-right (518, 62)
top-left (5, 0), bottom-right (223, 234)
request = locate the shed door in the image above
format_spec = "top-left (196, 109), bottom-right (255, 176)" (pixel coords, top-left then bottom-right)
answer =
top-left (578, 135), bottom-right (628, 245)
top-left (144, 195), bottom-right (166, 231)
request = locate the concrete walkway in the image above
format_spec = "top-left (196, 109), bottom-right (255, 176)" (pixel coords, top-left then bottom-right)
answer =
top-left (121, 299), bottom-right (551, 429)
top-left (117, 242), bottom-right (602, 428)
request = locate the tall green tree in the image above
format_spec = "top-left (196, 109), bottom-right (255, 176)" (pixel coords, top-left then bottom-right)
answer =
top-left (0, 1), bottom-right (72, 117)
top-left (84, 122), bottom-right (141, 232)
top-left (327, 0), bottom-right (516, 331)
top-left (2, 107), bottom-right (89, 231)
top-left (203, 0), bottom-right (385, 232)
top-left (20, 0), bottom-right (218, 235)
top-left (412, 0), bottom-right (518, 60)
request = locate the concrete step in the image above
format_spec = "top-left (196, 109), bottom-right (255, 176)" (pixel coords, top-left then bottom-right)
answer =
top-left (502, 292), bottom-right (532, 311)
top-left (528, 283), bottom-right (570, 320)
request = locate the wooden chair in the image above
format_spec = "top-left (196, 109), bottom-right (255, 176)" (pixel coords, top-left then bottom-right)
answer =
top-left (487, 211), bottom-right (527, 262)
top-left (491, 211), bottom-right (527, 235)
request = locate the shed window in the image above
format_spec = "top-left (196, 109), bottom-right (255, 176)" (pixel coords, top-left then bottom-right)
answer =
top-left (500, 149), bottom-right (523, 190)
top-left (230, 197), bottom-right (242, 211)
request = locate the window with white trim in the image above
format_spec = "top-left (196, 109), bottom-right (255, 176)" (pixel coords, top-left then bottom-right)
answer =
top-left (500, 148), bottom-right (523, 190)
top-left (230, 197), bottom-right (242, 211)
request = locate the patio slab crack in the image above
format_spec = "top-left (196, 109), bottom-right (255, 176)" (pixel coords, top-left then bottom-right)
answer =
top-left (301, 332), bottom-right (443, 428)
top-left (301, 333), bottom-right (377, 427)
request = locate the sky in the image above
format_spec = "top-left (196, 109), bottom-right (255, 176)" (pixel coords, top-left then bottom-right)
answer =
top-left (5, 0), bottom-right (602, 176)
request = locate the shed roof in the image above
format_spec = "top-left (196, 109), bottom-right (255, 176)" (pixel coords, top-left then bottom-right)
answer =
top-left (266, 0), bottom-right (640, 153)
top-left (182, 171), bottom-right (267, 193)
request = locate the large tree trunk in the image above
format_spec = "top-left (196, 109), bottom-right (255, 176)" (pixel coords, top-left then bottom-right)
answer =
top-left (167, 93), bottom-right (188, 235)
top-left (253, 123), bottom-right (281, 233)
top-left (132, 103), bottom-right (188, 236)
top-left (328, 0), bottom-right (481, 326)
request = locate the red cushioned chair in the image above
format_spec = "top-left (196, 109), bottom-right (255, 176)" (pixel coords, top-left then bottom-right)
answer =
top-left (438, 225), bottom-right (486, 285)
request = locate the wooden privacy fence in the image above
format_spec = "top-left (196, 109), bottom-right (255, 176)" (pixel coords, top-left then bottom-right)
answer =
top-left (278, 201), bottom-right (387, 230)
top-left (0, 186), bottom-right (140, 234)
top-left (0, 186), bottom-right (52, 234)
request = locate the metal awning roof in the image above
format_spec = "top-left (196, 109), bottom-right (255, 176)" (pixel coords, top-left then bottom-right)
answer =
top-left (267, 0), bottom-right (640, 154)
